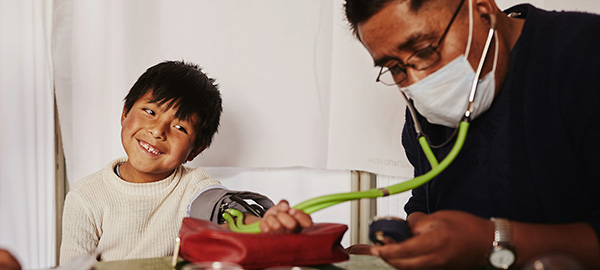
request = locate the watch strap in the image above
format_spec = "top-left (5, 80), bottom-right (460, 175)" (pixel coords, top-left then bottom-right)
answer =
top-left (489, 217), bottom-right (516, 269)
top-left (491, 217), bottom-right (512, 246)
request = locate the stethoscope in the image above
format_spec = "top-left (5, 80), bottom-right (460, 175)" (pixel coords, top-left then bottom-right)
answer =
top-left (224, 15), bottom-right (498, 234)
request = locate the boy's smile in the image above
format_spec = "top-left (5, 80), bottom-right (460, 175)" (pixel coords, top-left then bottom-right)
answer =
top-left (138, 140), bottom-right (164, 155)
top-left (119, 92), bottom-right (201, 183)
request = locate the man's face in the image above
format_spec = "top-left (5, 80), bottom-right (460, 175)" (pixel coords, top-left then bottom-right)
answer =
top-left (357, 0), bottom-right (493, 87)
top-left (120, 92), bottom-right (201, 182)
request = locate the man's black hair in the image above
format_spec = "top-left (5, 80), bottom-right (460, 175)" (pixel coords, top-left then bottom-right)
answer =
top-left (344, 0), bottom-right (431, 39)
top-left (123, 60), bottom-right (222, 150)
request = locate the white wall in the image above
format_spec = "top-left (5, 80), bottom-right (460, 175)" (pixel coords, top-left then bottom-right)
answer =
top-left (52, 0), bottom-right (415, 188)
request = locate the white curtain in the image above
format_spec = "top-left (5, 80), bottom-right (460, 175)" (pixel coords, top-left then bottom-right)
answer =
top-left (0, 0), bottom-right (55, 269)
top-left (52, 0), bottom-right (415, 187)
top-left (54, 0), bottom-right (600, 188)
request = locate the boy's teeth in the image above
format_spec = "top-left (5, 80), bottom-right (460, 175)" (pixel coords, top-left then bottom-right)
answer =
top-left (140, 141), bottom-right (160, 154)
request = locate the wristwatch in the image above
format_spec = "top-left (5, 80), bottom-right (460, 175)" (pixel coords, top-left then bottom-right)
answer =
top-left (488, 217), bottom-right (516, 269)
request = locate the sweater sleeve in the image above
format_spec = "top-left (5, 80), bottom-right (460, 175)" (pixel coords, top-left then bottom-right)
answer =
top-left (59, 191), bottom-right (100, 265)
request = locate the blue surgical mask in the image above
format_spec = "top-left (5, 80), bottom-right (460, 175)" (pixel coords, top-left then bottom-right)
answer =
top-left (400, 0), bottom-right (499, 128)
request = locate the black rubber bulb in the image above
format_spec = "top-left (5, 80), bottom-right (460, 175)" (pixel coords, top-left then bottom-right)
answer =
top-left (369, 217), bottom-right (412, 245)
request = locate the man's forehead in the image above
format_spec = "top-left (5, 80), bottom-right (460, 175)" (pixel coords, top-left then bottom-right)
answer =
top-left (357, 0), bottom-right (454, 65)
top-left (357, 1), bottom-right (432, 63)
top-left (357, 0), bottom-right (416, 38)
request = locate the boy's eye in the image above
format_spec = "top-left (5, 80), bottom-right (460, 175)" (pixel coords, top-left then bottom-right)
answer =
top-left (143, 108), bottom-right (155, 116)
top-left (174, 125), bottom-right (188, 134)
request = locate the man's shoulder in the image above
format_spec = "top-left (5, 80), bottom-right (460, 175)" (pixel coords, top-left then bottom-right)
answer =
top-left (521, 5), bottom-right (600, 47)
top-left (512, 5), bottom-right (600, 91)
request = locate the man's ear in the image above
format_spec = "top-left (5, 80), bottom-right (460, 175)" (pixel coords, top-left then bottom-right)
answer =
top-left (475, 0), bottom-right (498, 28)
top-left (187, 145), bottom-right (207, 162)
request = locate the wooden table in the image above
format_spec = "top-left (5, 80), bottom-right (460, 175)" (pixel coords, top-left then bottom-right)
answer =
top-left (93, 254), bottom-right (396, 270)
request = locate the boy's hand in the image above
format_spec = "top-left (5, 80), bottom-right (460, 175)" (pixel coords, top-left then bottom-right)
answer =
top-left (259, 200), bottom-right (312, 234)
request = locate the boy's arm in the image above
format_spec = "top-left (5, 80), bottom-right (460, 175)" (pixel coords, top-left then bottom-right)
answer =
top-left (189, 188), bottom-right (312, 233)
top-left (217, 201), bottom-right (313, 233)
top-left (60, 192), bottom-right (99, 265)
top-left (189, 187), bottom-right (274, 223)
top-left (259, 200), bottom-right (312, 234)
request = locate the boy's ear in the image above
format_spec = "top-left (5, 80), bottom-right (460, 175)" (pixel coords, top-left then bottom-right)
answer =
top-left (121, 106), bottom-right (128, 126)
top-left (187, 145), bottom-right (207, 162)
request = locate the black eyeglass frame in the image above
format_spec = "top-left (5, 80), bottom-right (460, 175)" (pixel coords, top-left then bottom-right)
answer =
top-left (376, 0), bottom-right (466, 86)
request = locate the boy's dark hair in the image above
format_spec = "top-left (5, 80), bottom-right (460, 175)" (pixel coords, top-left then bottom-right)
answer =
top-left (344, 0), bottom-right (432, 39)
top-left (123, 60), bottom-right (222, 150)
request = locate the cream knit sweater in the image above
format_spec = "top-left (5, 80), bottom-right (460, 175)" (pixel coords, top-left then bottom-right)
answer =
top-left (59, 158), bottom-right (222, 264)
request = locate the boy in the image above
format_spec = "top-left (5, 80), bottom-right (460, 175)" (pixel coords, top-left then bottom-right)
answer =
top-left (60, 61), bottom-right (311, 264)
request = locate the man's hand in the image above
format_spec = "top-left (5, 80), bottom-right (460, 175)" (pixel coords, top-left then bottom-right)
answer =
top-left (371, 210), bottom-right (493, 269)
top-left (259, 200), bottom-right (313, 234)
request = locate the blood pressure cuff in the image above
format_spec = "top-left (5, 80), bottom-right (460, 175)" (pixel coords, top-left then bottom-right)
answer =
top-left (179, 217), bottom-right (349, 269)
top-left (188, 187), bottom-right (275, 223)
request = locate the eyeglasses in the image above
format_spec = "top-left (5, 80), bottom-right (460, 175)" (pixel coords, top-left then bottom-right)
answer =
top-left (376, 0), bottom-right (466, 86)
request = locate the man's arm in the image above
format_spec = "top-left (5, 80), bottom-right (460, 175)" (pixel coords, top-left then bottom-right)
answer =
top-left (512, 220), bottom-right (600, 268)
top-left (373, 211), bottom-right (600, 269)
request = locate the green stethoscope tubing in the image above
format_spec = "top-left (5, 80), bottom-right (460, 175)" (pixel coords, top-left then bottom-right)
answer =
top-left (224, 120), bottom-right (470, 233)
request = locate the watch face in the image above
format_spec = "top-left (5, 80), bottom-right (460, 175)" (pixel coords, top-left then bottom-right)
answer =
top-left (490, 248), bottom-right (516, 269)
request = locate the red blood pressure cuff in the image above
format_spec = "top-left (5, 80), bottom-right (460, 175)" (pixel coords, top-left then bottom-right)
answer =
top-left (179, 217), bottom-right (349, 269)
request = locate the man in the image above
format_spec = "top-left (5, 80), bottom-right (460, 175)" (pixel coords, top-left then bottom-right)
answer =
top-left (344, 0), bottom-right (600, 268)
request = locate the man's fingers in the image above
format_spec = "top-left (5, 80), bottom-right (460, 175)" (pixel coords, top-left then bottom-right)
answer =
top-left (380, 253), bottom-right (441, 270)
top-left (372, 234), bottom-right (437, 259)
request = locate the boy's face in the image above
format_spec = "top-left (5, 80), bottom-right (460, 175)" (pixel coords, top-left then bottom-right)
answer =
top-left (120, 92), bottom-right (202, 183)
